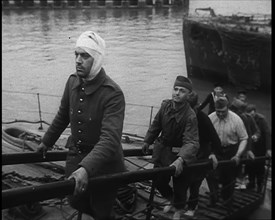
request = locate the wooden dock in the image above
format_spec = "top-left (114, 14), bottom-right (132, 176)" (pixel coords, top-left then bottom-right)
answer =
top-left (2, 125), bottom-right (271, 220)
top-left (2, 0), bottom-right (189, 9)
top-left (129, 186), bottom-right (266, 220)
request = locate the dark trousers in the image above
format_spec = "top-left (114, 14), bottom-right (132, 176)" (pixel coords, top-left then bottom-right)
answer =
top-left (65, 150), bottom-right (117, 220)
top-left (206, 145), bottom-right (238, 203)
top-left (154, 166), bottom-right (195, 209)
top-left (187, 171), bottom-right (218, 209)
top-left (152, 141), bottom-right (195, 209)
top-left (245, 160), bottom-right (265, 189)
top-left (187, 177), bottom-right (203, 210)
top-left (219, 145), bottom-right (238, 201)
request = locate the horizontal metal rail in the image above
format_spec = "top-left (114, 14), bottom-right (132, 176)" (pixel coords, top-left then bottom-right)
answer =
top-left (2, 156), bottom-right (270, 209)
top-left (2, 148), bottom-right (153, 166)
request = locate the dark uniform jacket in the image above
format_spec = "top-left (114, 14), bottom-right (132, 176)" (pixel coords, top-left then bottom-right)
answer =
top-left (196, 110), bottom-right (222, 159)
top-left (253, 113), bottom-right (271, 155)
top-left (198, 92), bottom-right (229, 115)
top-left (144, 99), bottom-right (199, 165)
top-left (42, 68), bottom-right (126, 177)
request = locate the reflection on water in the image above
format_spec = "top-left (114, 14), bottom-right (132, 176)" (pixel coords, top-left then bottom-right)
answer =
top-left (2, 2), bottom-right (271, 133)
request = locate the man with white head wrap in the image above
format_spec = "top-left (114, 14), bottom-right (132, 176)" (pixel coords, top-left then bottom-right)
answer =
top-left (75, 31), bottom-right (105, 81)
top-left (37, 31), bottom-right (126, 220)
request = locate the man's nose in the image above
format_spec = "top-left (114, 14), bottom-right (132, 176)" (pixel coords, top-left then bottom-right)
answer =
top-left (76, 56), bottom-right (82, 64)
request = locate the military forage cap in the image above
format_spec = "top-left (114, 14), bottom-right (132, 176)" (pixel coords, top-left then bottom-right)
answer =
top-left (215, 96), bottom-right (229, 109)
top-left (246, 104), bottom-right (256, 113)
top-left (174, 75), bottom-right (192, 91)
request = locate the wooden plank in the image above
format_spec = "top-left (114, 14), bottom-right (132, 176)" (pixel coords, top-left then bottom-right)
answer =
top-left (196, 209), bottom-right (224, 220)
top-left (236, 189), bottom-right (261, 199)
top-left (234, 190), bottom-right (261, 201)
top-left (233, 192), bottom-right (256, 204)
top-left (232, 197), bottom-right (249, 206)
top-left (199, 203), bottom-right (228, 216)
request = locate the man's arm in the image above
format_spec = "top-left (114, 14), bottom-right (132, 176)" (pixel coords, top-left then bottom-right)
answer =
top-left (178, 113), bottom-right (200, 165)
top-left (231, 115), bottom-right (248, 164)
top-left (143, 102), bottom-right (165, 145)
top-left (235, 139), bottom-right (248, 158)
top-left (198, 93), bottom-right (211, 111)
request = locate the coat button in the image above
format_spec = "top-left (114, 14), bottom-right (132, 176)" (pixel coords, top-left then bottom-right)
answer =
top-left (78, 110), bottom-right (82, 114)
top-left (78, 130), bottom-right (82, 133)
top-left (81, 87), bottom-right (85, 91)
top-left (80, 98), bottom-right (84, 102)
top-left (77, 140), bottom-right (82, 143)
top-left (78, 121), bottom-right (82, 125)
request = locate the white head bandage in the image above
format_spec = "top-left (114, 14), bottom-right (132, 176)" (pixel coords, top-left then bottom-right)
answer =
top-left (76, 31), bottom-right (106, 81)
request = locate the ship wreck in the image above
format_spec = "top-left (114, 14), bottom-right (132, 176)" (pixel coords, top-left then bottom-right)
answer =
top-left (182, 8), bottom-right (271, 91)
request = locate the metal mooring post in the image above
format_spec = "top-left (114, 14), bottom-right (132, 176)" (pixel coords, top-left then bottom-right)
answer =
top-left (149, 106), bottom-right (154, 127)
top-left (37, 93), bottom-right (43, 130)
top-left (146, 179), bottom-right (156, 220)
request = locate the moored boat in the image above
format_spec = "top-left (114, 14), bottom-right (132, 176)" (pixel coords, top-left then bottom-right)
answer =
top-left (2, 126), bottom-right (43, 152)
top-left (182, 8), bottom-right (271, 91)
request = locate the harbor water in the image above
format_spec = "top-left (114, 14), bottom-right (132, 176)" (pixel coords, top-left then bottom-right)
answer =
top-left (2, 0), bottom-right (271, 219)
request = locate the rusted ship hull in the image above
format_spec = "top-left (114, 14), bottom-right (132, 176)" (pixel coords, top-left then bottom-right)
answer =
top-left (182, 15), bottom-right (271, 91)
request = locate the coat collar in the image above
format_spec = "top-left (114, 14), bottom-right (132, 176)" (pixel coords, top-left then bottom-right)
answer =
top-left (72, 68), bottom-right (106, 95)
top-left (166, 100), bottom-right (190, 123)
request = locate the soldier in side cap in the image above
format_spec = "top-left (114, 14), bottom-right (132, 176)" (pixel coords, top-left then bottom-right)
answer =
top-left (142, 75), bottom-right (200, 219)
top-left (229, 98), bottom-right (260, 190)
top-left (208, 96), bottom-right (248, 211)
top-left (246, 104), bottom-right (271, 192)
top-left (37, 31), bottom-right (126, 220)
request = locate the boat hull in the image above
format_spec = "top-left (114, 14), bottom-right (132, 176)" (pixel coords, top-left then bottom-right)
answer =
top-left (182, 17), bottom-right (271, 91)
top-left (2, 126), bottom-right (42, 151)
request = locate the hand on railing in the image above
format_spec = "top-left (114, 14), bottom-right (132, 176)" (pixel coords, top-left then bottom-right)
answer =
top-left (231, 155), bottom-right (241, 166)
top-left (266, 149), bottom-right (272, 158)
top-left (246, 150), bottom-right (255, 160)
top-left (68, 167), bottom-right (89, 196)
top-left (170, 157), bottom-right (184, 177)
top-left (142, 143), bottom-right (150, 155)
top-left (208, 154), bottom-right (218, 169)
top-left (36, 143), bottom-right (49, 159)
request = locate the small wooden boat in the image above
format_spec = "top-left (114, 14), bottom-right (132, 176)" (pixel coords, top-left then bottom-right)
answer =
top-left (2, 126), bottom-right (42, 152)
top-left (182, 8), bottom-right (271, 91)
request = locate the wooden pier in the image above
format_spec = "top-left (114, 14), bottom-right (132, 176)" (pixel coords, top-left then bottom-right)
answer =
top-left (2, 125), bottom-right (271, 220)
top-left (1, 0), bottom-right (189, 9)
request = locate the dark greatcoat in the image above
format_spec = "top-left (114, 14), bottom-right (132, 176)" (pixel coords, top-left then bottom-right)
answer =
top-left (143, 99), bottom-right (199, 209)
top-left (42, 68), bottom-right (126, 177)
top-left (144, 99), bottom-right (200, 166)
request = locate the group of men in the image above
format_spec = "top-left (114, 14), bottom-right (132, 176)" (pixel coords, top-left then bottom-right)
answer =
top-left (141, 77), bottom-right (270, 219)
top-left (37, 31), bottom-right (271, 220)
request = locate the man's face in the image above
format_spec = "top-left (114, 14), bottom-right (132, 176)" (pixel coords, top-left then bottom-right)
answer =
top-left (214, 86), bottom-right (223, 93)
top-left (247, 110), bottom-right (255, 117)
top-left (238, 93), bottom-right (247, 102)
top-left (172, 86), bottom-right (191, 103)
top-left (214, 86), bottom-right (223, 95)
top-left (216, 106), bottom-right (228, 120)
top-left (75, 47), bottom-right (94, 79)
